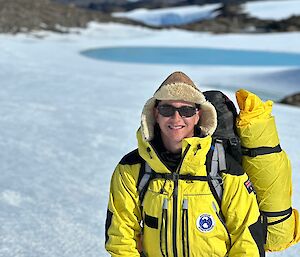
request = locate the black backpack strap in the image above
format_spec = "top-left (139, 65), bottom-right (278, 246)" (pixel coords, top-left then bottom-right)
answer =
top-left (261, 207), bottom-right (293, 226)
top-left (242, 144), bottom-right (282, 157)
top-left (154, 173), bottom-right (209, 181)
top-left (137, 162), bottom-right (223, 204)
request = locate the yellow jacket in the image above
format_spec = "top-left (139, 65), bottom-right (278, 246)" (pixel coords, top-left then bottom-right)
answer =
top-left (105, 129), bottom-right (264, 257)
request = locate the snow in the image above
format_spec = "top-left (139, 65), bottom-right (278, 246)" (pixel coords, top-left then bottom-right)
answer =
top-left (113, 0), bottom-right (300, 26)
top-left (113, 4), bottom-right (220, 26)
top-left (245, 0), bottom-right (300, 20)
top-left (1, 2), bottom-right (300, 257)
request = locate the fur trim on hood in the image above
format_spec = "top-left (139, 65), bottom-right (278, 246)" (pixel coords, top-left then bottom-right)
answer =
top-left (141, 71), bottom-right (217, 142)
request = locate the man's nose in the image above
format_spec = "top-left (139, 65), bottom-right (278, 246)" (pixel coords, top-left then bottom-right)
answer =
top-left (172, 110), bottom-right (182, 119)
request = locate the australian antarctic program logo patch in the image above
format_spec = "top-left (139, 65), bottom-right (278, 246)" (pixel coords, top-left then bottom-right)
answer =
top-left (196, 214), bottom-right (215, 233)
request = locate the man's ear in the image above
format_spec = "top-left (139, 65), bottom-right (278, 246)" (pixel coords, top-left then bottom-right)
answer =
top-left (195, 109), bottom-right (202, 125)
top-left (198, 108), bottom-right (203, 117)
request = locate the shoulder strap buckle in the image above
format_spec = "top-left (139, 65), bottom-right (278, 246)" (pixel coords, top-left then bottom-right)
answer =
top-left (229, 137), bottom-right (239, 146)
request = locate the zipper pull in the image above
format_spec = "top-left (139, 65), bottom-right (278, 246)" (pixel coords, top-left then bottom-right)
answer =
top-left (182, 199), bottom-right (188, 210)
top-left (163, 198), bottom-right (168, 210)
top-left (212, 201), bottom-right (218, 213)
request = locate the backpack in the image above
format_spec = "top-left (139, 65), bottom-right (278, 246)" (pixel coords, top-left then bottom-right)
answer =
top-left (137, 90), bottom-right (242, 208)
top-left (137, 90), bottom-right (285, 206)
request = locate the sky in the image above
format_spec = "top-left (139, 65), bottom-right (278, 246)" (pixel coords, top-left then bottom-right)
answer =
top-left (0, 1), bottom-right (300, 256)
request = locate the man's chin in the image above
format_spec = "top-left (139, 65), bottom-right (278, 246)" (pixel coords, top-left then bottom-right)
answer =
top-left (168, 134), bottom-right (185, 144)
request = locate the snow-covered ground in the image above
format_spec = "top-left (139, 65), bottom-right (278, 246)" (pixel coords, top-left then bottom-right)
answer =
top-left (113, 0), bottom-right (300, 26)
top-left (113, 4), bottom-right (220, 26)
top-left (1, 3), bottom-right (300, 257)
top-left (245, 0), bottom-right (300, 20)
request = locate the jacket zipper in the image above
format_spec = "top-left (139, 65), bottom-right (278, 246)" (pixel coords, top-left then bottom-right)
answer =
top-left (212, 202), bottom-right (232, 247)
top-left (172, 144), bottom-right (191, 257)
top-left (147, 142), bottom-right (191, 257)
top-left (148, 143), bottom-right (171, 172)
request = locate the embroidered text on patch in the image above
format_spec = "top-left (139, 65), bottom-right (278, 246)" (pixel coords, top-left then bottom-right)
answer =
top-left (196, 214), bottom-right (215, 233)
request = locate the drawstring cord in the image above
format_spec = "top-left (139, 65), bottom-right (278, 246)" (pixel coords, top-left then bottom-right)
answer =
top-left (147, 147), bottom-right (153, 159)
top-left (194, 144), bottom-right (201, 156)
top-left (160, 198), bottom-right (169, 257)
top-left (182, 199), bottom-right (190, 257)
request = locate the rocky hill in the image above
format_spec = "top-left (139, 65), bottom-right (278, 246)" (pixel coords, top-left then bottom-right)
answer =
top-left (0, 0), bottom-right (299, 34)
top-left (179, 14), bottom-right (300, 33)
top-left (0, 0), bottom-right (140, 33)
top-left (175, 3), bottom-right (300, 33)
top-left (53, 0), bottom-right (255, 13)
top-left (280, 93), bottom-right (300, 107)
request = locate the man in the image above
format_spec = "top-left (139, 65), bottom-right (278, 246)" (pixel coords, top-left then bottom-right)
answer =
top-left (105, 71), bottom-right (265, 257)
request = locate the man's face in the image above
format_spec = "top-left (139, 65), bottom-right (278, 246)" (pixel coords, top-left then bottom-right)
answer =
top-left (154, 100), bottom-right (200, 149)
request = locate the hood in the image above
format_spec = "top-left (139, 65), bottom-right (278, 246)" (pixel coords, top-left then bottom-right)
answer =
top-left (141, 71), bottom-right (217, 142)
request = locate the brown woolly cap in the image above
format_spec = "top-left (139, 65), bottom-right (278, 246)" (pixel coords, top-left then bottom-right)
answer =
top-left (141, 71), bottom-right (217, 141)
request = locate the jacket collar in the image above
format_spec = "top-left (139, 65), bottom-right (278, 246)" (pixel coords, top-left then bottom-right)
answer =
top-left (137, 128), bottom-right (212, 176)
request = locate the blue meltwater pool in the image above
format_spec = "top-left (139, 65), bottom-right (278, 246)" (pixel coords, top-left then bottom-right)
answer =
top-left (81, 46), bottom-right (300, 67)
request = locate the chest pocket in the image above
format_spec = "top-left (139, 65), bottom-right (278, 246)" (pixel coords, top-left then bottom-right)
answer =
top-left (142, 179), bottom-right (172, 257)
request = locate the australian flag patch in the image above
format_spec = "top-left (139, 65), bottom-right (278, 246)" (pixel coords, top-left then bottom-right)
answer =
top-left (244, 179), bottom-right (255, 194)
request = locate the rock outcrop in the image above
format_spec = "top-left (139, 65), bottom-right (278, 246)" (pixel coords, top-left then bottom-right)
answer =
top-left (0, 0), bottom-right (300, 34)
top-left (280, 93), bottom-right (300, 107)
top-left (0, 0), bottom-right (139, 33)
top-left (177, 3), bottom-right (300, 33)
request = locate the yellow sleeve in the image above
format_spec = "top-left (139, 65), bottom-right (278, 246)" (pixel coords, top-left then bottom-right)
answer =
top-left (105, 163), bottom-right (142, 257)
top-left (222, 173), bottom-right (264, 257)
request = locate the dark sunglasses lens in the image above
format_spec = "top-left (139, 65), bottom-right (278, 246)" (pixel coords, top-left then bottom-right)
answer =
top-left (158, 105), bottom-right (196, 117)
top-left (178, 106), bottom-right (196, 117)
top-left (157, 105), bottom-right (175, 117)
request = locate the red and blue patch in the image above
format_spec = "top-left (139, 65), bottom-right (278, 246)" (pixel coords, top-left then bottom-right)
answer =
top-left (244, 179), bottom-right (255, 194)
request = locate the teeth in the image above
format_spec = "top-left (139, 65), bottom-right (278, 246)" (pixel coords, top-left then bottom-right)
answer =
top-left (169, 125), bottom-right (184, 129)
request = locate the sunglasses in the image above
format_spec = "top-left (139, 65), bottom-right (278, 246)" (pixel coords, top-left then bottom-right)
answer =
top-left (157, 104), bottom-right (198, 118)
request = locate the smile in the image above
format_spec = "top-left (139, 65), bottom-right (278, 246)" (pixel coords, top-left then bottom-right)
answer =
top-left (168, 125), bottom-right (185, 130)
